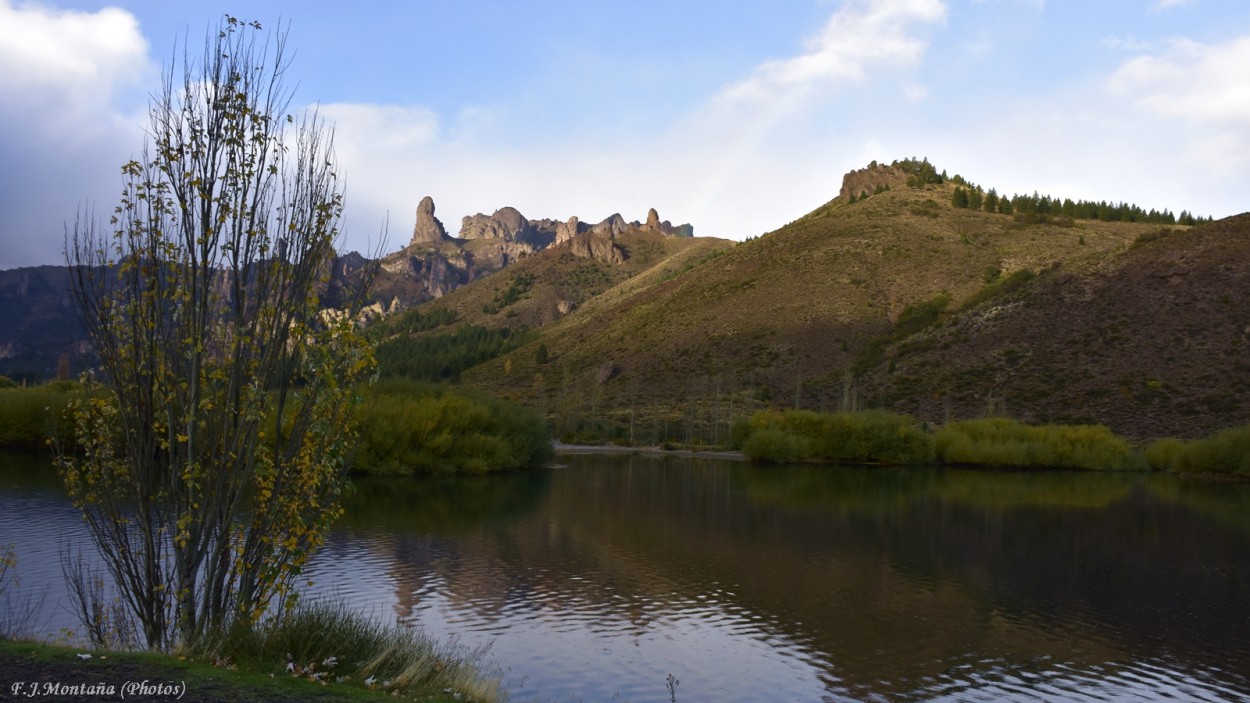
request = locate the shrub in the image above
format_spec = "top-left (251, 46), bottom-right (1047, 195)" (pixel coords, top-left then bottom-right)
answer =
top-left (1145, 426), bottom-right (1250, 477)
top-left (742, 428), bottom-right (809, 463)
top-left (935, 418), bottom-right (1146, 471)
top-left (737, 409), bottom-right (935, 465)
top-left (0, 386), bottom-right (78, 451)
top-left (354, 380), bottom-right (551, 475)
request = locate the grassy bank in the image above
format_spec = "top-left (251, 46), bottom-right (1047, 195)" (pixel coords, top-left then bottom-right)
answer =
top-left (0, 635), bottom-right (486, 703)
top-left (0, 599), bottom-right (500, 702)
top-left (195, 600), bottom-right (500, 701)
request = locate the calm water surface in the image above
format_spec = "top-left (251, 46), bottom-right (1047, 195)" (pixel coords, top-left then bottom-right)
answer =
top-left (3, 450), bottom-right (1250, 702)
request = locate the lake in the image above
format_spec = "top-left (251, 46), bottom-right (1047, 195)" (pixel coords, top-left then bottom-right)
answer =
top-left (3, 450), bottom-right (1250, 702)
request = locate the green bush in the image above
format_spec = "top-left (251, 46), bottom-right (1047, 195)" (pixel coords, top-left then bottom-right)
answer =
top-left (0, 385), bottom-right (79, 451)
top-left (738, 409), bottom-right (935, 465)
top-left (1144, 426), bottom-right (1250, 477)
top-left (354, 380), bottom-right (551, 475)
top-left (742, 428), bottom-right (809, 463)
top-left (935, 418), bottom-right (1146, 471)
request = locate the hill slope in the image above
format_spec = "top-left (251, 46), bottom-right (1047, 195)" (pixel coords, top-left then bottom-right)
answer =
top-left (436, 164), bottom-right (1240, 441)
top-left (861, 214), bottom-right (1250, 439)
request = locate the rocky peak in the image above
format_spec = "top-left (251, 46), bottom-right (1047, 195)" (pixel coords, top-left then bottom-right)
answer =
top-left (645, 208), bottom-right (661, 230)
top-left (460, 206), bottom-right (534, 241)
top-left (410, 195), bottom-right (448, 246)
top-left (590, 213), bottom-right (629, 238)
top-left (555, 215), bottom-right (582, 245)
top-left (839, 162), bottom-right (907, 202)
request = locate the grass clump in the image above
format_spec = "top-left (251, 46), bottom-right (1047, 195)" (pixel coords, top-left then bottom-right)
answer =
top-left (736, 409), bottom-right (935, 465)
top-left (192, 599), bottom-right (500, 701)
top-left (959, 268), bottom-right (1035, 311)
top-left (935, 418), bottom-right (1147, 471)
top-left (354, 379), bottom-right (552, 475)
top-left (1144, 425), bottom-right (1250, 477)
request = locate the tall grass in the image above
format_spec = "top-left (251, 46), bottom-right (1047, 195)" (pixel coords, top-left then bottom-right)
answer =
top-left (197, 599), bottom-right (500, 702)
top-left (735, 409), bottom-right (935, 465)
top-left (935, 418), bottom-right (1147, 471)
top-left (1144, 426), bottom-right (1250, 477)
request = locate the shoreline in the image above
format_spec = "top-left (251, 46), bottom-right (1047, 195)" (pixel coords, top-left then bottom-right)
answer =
top-left (552, 442), bottom-right (748, 461)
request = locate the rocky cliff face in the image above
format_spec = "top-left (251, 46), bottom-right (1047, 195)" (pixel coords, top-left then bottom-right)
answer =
top-left (555, 216), bottom-right (582, 245)
top-left (567, 232), bottom-right (624, 264)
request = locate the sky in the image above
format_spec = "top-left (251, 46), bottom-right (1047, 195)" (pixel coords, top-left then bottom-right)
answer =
top-left (1, 0), bottom-right (1248, 267)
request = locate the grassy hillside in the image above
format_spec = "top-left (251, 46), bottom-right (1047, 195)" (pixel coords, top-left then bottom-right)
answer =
top-left (378, 161), bottom-right (1241, 443)
top-left (860, 214), bottom-right (1250, 439)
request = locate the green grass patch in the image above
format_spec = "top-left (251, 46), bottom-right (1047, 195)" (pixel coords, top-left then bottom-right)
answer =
top-left (194, 599), bottom-right (500, 701)
top-left (935, 418), bottom-right (1147, 471)
top-left (959, 268), bottom-right (1036, 311)
top-left (2, 624), bottom-right (485, 702)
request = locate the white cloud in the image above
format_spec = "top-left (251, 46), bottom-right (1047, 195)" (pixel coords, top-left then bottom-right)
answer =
top-left (1110, 36), bottom-right (1250, 125)
top-left (718, 0), bottom-right (946, 105)
top-left (1105, 34), bottom-right (1250, 193)
top-left (0, 0), bottom-right (152, 268)
top-left (1150, 0), bottom-right (1196, 13)
top-left (0, 1), bottom-right (150, 127)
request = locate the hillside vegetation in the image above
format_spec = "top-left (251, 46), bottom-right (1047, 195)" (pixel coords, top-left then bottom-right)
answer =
top-left (381, 159), bottom-right (1242, 444)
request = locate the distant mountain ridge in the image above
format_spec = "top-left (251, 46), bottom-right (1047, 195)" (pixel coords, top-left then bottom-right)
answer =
top-left (0, 197), bottom-right (694, 381)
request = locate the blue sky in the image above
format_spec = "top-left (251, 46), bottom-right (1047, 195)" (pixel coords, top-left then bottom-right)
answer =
top-left (2, 0), bottom-right (1248, 267)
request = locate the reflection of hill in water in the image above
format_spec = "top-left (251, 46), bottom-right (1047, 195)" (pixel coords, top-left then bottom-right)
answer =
top-left (331, 454), bottom-right (1250, 700)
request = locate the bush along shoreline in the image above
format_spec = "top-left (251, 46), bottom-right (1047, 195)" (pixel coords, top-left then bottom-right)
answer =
top-left (0, 378), bottom-right (553, 476)
top-left (3, 378), bottom-right (1249, 478)
top-left (731, 409), bottom-right (1244, 476)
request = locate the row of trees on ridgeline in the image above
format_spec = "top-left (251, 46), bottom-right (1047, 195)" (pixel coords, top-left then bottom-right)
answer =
top-left (880, 157), bottom-right (1212, 225)
top-left (950, 184), bottom-right (1209, 226)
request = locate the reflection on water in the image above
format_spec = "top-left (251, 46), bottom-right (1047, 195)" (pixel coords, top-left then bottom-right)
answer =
top-left (3, 450), bottom-right (1250, 702)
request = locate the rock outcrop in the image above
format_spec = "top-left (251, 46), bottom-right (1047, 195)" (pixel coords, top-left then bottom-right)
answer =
top-left (645, 208), bottom-right (661, 230)
top-left (839, 162), bottom-right (907, 202)
top-left (460, 206), bottom-right (533, 241)
top-left (590, 213), bottom-right (629, 238)
top-left (568, 232), bottom-right (624, 264)
top-left (640, 207), bottom-right (692, 237)
top-left (410, 195), bottom-right (448, 245)
top-left (555, 216), bottom-right (582, 245)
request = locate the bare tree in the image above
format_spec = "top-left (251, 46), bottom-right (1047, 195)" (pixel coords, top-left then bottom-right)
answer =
top-left (59, 16), bottom-right (377, 650)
